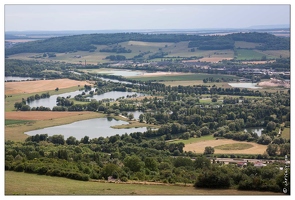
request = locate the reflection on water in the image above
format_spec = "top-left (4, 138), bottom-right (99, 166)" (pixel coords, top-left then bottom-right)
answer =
top-left (244, 127), bottom-right (264, 136)
top-left (25, 117), bottom-right (148, 139)
top-left (98, 70), bottom-right (144, 77)
top-left (27, 90), bottom-right (87, 109)
top-left (228, 83), bottom-right (262, 89)
top-left (27, 90), bottom-right (143, 109)
top-left (5, 76), bottom-right (41, 81)
top-left (87, 91), bottom-right (144, 101)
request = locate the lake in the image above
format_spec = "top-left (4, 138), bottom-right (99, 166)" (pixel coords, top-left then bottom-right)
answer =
top-left (24, 117), bottom-right (148, 139)
top-left (98, 70), bottom-right (144, 77)
top-left (228, 83), bottom-right (262, 89)
top-left (87, 91), bottom-right (144, 101)
top-left (244, 127), bottom-right (264, 136)
top-left (27, 90), bottom-right (144, 109)
top-left (5, 76), bottom-right (41, 81)
top-left (27, 89), bottom-right (89, 109)
top-left (99, 77), bottom-right (134, 84)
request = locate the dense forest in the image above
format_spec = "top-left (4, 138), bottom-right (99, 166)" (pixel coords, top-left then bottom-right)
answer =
top-left (5, 32), bottom-right (290, 55)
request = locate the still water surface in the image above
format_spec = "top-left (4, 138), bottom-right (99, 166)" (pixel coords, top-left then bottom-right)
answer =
top-left (5, 76), bottom-right (41, 81)
top-left (98, 70), bottom-right (144, 77)
top-left (25, 117), bottom-right (148, 139)
top-left (244, 127), bottom-right (264, 136)
top-left (228, 83), bottom-right (262, 89)
top-left (27, 91), bottom-right (143, 109)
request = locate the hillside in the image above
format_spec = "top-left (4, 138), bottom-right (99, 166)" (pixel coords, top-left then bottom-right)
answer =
top-left (5, 32), bottom-right (290, 56)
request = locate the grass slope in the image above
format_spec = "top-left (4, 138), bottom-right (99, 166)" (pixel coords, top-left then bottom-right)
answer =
top-left (281, 127), bottom-right (290, 140)
top-left (169, 135), bottom-right (215, 145)
top-left (5, 171), bottom-right (280, 195)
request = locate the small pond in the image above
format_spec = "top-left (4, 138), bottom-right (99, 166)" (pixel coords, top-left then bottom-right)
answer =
top-left (228, 83), bottom-right (262, 89)
top-left (27, 90), bottom-right (144, 109)
top-left (27, 89), bottom-right (90, 109)
top-left (87, 91), bottom-right (144, 101)
top-left (244, 127), bottom-right (264, 137)
top-left (25, 117), bottom-right (148, 139)
top-left (5, 76), bottom-right (41, 81)
top-left (99, 77), bottom-right (134, 84)
top-left (98, 70), bottom-right (144, 77)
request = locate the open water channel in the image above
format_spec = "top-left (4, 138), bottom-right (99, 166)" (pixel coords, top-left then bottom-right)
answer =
top-left (27, 90), bottom-right (144, 109)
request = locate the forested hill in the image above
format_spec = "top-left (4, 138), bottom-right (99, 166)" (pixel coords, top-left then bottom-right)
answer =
top-left (5, 32), bottom-right (290, 55)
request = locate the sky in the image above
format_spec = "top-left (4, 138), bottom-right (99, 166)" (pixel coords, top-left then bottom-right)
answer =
top-left (4, 4), bottom-right (291, 31)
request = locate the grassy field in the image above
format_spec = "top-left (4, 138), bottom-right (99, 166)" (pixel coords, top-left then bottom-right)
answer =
top-left (281, 127), bottom-right (290, 140)
top-left (235, 49), bottom-right (269, 60)
top-left (5, 171), bottom-right (280, 195)
top-left (183, 139), bottom-right (267, 154)
top-left (234, 41), bottom-right (262, 49)
top-left (5, 119), bottom-right (34, 126)
top-left (214, 143), bottom-right (254, 150)
top-left (129, 73), bottom-right (238, 82)
top-left (169, 135), bottom-right (215, 145)
top-left (6, 39), bottom-right (289, 64)
top-left (6, 41), bottom-right (236, 64)
top-left (256, 50), bottom-right (290, 58)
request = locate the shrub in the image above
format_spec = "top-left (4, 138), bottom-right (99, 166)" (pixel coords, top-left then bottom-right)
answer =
top-left (14, 163), bottom-right (25, 172)
top-left (37, 166), bottom-right (49, 175)
top-left (194, 170), bottom-right (230, 189)
top-left (24, 163), bottom-right (38, 173)
top-left (121, 177), bottom-right (128, 182)
top-left (5, 161), bottom-right (12, 170)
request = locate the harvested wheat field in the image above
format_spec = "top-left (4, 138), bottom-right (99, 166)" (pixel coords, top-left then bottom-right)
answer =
top-left (5, 111), bottom-right (95, 120)
top-left (5, 79), bottom-right (92, 95)
top-left (184, 139), bottom-right (267, 154)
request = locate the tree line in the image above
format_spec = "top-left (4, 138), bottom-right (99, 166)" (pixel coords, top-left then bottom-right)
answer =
top-left (5, 32), bottom-right (289, 56)
top-left (5, 132), bottom-right (289, 193)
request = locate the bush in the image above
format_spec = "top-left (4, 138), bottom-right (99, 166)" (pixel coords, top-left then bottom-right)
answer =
top-left (194, 170), bottom-right (230, 189)
top-left (14, 163), bottom-right (25, 172)
top-left (5, 161), bottom-right (12, 170)
top-left (24, 163), bottom-right (38, 173)
top-left (121, 177), bottom-right (128, 182)
top-left (37, 166), bottom-right (49, 175)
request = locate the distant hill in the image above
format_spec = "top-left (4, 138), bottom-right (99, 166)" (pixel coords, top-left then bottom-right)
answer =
top-left (248, 24), bottom-right (290, 29)
top-left (5, 32), bottom-right (290, 56)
